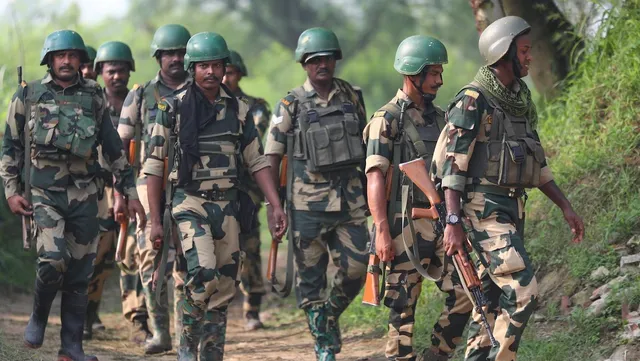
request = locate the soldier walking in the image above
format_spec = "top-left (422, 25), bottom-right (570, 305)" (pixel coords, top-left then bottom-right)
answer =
top-left (264, 27), bottom-right (369, 361)
top-left (363, 35), bottom-right (473, 361)
top-left (222, 49), bottom-right (272, 331)
top-left (0, 30), bottom-right (145, 361)
top-left (433, 16), bottom-right (585, 361)
top-left (143, 32), bottom-right (286, 361)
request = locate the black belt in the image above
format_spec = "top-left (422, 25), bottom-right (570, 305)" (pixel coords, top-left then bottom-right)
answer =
top-left (186, 188), bottom-right (238, 201)
top-left (468, 184), bottom-right (525, 198)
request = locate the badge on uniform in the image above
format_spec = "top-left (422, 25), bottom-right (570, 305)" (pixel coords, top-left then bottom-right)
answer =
top-left (271, 114), bottom-right (283, 125)
top-left (158, 103), bottom-right (167, 111)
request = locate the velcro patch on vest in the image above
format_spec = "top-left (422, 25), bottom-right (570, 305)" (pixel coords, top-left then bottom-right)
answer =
top-left (158, 102), bottom-right (167, 111)
top-left (373, 111), bottom-right (386, 118)
top-left (281, 98), bottom-right (291, 106)
top-left (464, 89), bottom-right (479, 99)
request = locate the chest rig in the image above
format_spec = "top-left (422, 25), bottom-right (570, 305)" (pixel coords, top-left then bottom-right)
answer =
top-left (383, 100), bottom-right (445, 207)
top-left (289, 86), bottom-right (365, 173)
top-left (464, 82), bottom-right (545, 188)
top-left (28, 81), bottom-right (98, 161)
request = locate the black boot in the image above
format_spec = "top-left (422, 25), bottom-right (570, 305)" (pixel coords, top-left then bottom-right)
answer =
top-left (83, 300), bottom-right (99, 340)
top-left (24, 279), bottom-right (58, 349)
top-left (57, 291), bottom-right (99, 361)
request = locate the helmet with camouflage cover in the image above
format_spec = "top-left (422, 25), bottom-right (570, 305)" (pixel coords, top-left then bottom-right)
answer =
top-left (228, 50), bottom-right (248, 76)
top-left (150, 24), bottom-right (191, 58)
top-left (479, 16), bottom-right (531, 65)
top-left (183, 32), bottom-right (230, 71)
top-left (294, 27), bottom-right (342, 63)
top-left (40, 30), bottom-right (89, 65)
top-left (394, 35), bottom-right (448, 75)
top-left (85, 46), bottom-right (97, 63)
top-left (94, 41), bottom-right (136, 71)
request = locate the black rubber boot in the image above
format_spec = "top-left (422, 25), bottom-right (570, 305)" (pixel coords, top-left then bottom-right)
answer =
top-left (57, 291), bottom-right (99, 361)
top-left (23, 279), bottom-right (58, 349)
top-left (83, 300), bottom-right (98, 340)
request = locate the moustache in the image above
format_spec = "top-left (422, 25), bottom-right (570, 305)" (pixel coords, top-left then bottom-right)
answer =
top-left (317, 68), bottom-right (329, 74)
top-left (59, 66), bottom-right (73, 72)
top-left (169, 62), bottom-right (183, 69)
top-left (204, 75), bottom-right (221, 82)
top-left (112, 81), bottom-right (126, 87)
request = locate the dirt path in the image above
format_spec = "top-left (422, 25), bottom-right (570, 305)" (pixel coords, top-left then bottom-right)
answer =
top-left (0, 275), bottom-right (387, 361)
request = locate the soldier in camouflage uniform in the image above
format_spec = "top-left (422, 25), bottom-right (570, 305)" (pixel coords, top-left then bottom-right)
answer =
top-left (143, 31), bottom-right (286, 361)
top-left (363, 35), bottom-right (473, 361)
top-left (83, 41), bottom-right (152, 345)
top-left (222, 49), bottom-right (272, 331)
top-left (0, 30), bottom-right (145, 361)
top-left (117, 24), bottom-right (192, 354)
top-left (265, 27), bottom-right (369, 361)
top-left (80, 45), bottom-right (97, 81)
top-left (433, 17), bottom-right (585, 361)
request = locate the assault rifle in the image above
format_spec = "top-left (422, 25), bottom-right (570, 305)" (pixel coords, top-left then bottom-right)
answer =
top-left (19, 66), bottom-right (35, 250)
top-left (398, 158), bottom-right (498, 348)
top-left (115, 140), bottom-right (138, 263)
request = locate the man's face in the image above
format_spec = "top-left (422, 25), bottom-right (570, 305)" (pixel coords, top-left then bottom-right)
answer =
top-left (417, 64), bottom-right (444, 95)
top-left (80, 62), bottom-right (97, 80)
top-left (222, 65), bottom-right (242, 91)
top-left (100, 62), bottom-right (131, 93)
top-left (302, 54), bottom-right (336, 83)
top-left (51, 50), bottom-right (81, 82)
top-left (515, 34), bottom-right (532, 78)
top-left (159, 49), bottom-right (186, 77)
top-left (194, 60), bottom-right (225, 91)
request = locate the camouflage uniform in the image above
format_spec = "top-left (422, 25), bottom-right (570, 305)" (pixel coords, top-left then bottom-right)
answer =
top-left (233, 88), bottom-right (271, 324)
top-left (364, 89), bottom-right (473, 361)
top-left (0, 70), bottom-right (138, 360)
top-left (265, 77), bottom-right (369, 359)
top-left (118, 72), bottom-right (191, 350)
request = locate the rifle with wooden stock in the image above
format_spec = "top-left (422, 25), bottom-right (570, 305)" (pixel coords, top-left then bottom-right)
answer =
top-left (398, 158), bottom-right (498, 347)
top-left (115, 139), bottom-right (138, 263)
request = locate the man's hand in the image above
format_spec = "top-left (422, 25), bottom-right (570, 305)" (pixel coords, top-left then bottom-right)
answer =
top-left (150, 221), bottom-right (163, 250)
top-left (268, 205), bottom-right (287, 240)
top-left (375, 221), bottom-right (394, 262)
top-left (8, 195), bottom-right (32, 216)
top-left (563, 207), bottom-right (584, 244)
top-left (113, 193), bottom-right (127, 219)
top-left (444, 223), bottom-right (468, 265)
top-left (128, 199), bottom-right (147, 229)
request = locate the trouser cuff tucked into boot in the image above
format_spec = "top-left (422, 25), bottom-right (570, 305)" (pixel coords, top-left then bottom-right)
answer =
top-left (200, 308), bottom-right (228, 361)
top-left (178, 300), bottom-right (203, 361)
top-left (142, 284), bottom-right (172, 354)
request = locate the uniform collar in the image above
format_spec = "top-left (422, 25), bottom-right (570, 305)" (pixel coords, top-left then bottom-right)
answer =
top-left (154, 71), bottom-right (192, 89)
top-left (302, 77), bottom-right (340, 99)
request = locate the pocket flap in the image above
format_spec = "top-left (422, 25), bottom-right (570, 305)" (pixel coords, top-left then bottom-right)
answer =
top-left (506, 140), bottom-right (525, 164)
top-left (522, 138), bottom-right (546, 163)
top-left (38, 104), bottom-right (59, 129)
top-left (327, 123), bottom-right (345, 141)
top-left (478, 234), bottom-right (511, 252)
top-left (75, 115), bottom-right (97, 138)
top-left (308, 128), bottom-right (330, 148)
top-left (344, 119), bottom-right (360, 135)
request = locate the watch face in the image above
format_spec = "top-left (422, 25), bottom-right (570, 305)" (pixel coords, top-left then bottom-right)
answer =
top-left (448, 214), bottom-right (459, 224)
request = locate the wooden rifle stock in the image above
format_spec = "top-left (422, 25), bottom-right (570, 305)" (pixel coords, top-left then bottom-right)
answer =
top-left (128, 139), bottom-right (136, 165)
top-left (398, 158), bottom-right (441, 206)
top-left (362, 253), bottom-right (381, 306)
top-left (115, 212), bottom-right (128, 262)
top-left (267, 155), bottom-right (288, 283)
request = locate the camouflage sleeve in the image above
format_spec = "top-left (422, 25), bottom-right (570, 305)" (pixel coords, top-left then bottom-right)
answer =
top-left (533, 129), bottom-right (555, 185)
top-left (441, 90), bottom-right (485, 192)
top-left (142, 102), bottom-right (171, 178)
top-left (239, 101), bottom-right (270, 174)
top-left (117, 85), bottom-right (143, 141)
top-left (264, 95), bottom-right (294, 157)
top-left (250, 99), bottom-right (271, 139)
top-left (363, 110), bottom-right (397, 175)
top-left (97, 92), bottom-right (138, 200)
top-left (0, 86), bottom-right (26, 199)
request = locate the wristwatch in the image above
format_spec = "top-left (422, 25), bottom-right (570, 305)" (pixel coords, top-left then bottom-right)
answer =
top-left (446, 213), bottom-right (461, 225)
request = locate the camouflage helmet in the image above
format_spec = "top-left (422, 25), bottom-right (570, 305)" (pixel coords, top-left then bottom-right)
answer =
top-left (94, 41), bottom-right (136, 72)
top-left (479, 16), bottom-right (531, 65)
top-left (85, 46), bottom-right (97, 63)
top-left (394, 35), bottom-right (448, 75)
top-left (150, 24), bottom-right (191, 58)
top-left (228, 50), bottom-right (248, 76)
top-left (184, 32), bottom-right (230, 71)
top-left (295, 27), bottom-right (342, 63)
top-left (40, 30), bottom-right (89, 66)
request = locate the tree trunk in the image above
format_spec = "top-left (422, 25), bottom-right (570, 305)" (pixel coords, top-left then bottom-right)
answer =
top-left (470, 0), bottom-right (584, 99)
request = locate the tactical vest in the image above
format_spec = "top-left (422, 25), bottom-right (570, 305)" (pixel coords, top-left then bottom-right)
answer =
top-left (383, 101), bottom-right (445, 205)
top-left (464, 82), bottom-right (545, 188)
top-left (182, 97), bottom-right (242, 188)
top-left (142, 82), bottom-right (163, 145)
top-left (289, 86), bottom-right (365, 173)
top-left (28, 81), bottom-right (98, 161)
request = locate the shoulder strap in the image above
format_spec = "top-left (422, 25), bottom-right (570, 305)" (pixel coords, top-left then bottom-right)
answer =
top-left (379, 101), bottom-right (429, 157)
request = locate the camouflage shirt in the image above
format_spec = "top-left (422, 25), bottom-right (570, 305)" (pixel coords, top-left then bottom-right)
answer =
top-left (98, 92), bottom-right (127, 174)
top-left (117, 71), bottom-right (192, 172)
top-left (142, 85), bottom-right (269, 193)
top-left (0, 72), bottom-right (138, 200)
top-left (437, 85), bottom-right (554, 193)
top-left (234, 88), bottom-right (271, 139)
top-left (265, 77), bottom-right (367, 212)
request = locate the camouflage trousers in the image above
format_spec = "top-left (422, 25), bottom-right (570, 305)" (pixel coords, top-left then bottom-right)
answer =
top-left (31, 183), bottom-right (100, 292)
top-left (463, 191), bottom-right (538, 361)
top-left (119, 220), bottom-right (147, 322)
top-left (239, 211), bottom-right (265, 317)
top-left (384, 217), bottom-right (473, 361)
top-left (292, 207), bottom-right (368, 311)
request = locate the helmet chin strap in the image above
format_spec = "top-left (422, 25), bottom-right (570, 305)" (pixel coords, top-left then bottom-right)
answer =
top-left (410, 68), bottom-right (436, 106)
top-left (507, 43), bottom-right (524, 79)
